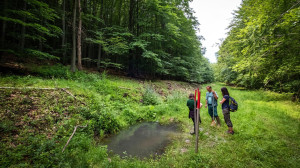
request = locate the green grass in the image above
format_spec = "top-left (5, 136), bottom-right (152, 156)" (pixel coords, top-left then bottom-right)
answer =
top-left (0, 66), bottom-right (299, 167)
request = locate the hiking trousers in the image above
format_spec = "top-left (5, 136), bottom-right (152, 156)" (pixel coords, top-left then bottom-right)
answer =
top-left (208, 105), bottom-right (218, 118)
top-left (222, 108), bottom-right (233, 127)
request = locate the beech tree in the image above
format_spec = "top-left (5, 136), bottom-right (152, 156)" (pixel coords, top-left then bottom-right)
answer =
top-left (0, 0), bottom-right (214, 83)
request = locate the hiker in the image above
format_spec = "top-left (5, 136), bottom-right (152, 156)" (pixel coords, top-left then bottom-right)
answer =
top-left (187, 93), bottom-right (202, 134)
top-left (219, 87), bottom-right (234, 134)
top-left (205, 86), bottom-right (221, 127)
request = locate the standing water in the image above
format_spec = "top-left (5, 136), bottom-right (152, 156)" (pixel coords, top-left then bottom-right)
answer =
top-left (102, 122), bottom-right (180, 158)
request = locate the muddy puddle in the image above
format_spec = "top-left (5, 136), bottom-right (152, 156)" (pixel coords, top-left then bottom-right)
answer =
top-left (102, 122), bottom-right (180, 158)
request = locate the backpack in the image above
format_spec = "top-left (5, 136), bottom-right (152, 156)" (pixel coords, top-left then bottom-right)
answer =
top-left (229, 96), bottom-right (238, 112)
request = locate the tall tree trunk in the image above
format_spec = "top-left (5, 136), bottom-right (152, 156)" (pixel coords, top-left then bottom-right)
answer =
top-left (87, 43), bottom-right (92, 68)
top-left (39, 34), bottom-right (43, 51)
top-left (97, 44), bottom-right (102, 70)
top-left (128, 0), bottom-right (135, 77)
top-left (97, 0), bottom-right (104, 70)
top-left (20, 1), bottom-right (27, 51)
top-left (136, 0), bottom-right (140, 75)
top-left (109, 0), bottom-right (115, 25)
top-left (62, 0), bottom-right (66, 64)
top-left (1, 0), bottom-right (7, 50)
top-left (77, 0), bottom-right (83, 70)
top-left (71, 0), bottom-right (77, 72)
top-left (117, 0), bottom-right (122, 26)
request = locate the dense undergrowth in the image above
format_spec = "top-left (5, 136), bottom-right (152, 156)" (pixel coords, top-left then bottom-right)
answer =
top-left (0, 65), bottom-right (299, 167)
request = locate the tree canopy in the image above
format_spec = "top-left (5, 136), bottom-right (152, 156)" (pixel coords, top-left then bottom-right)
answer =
top-left (1, 0), bottom-right (214, 83)
top-left (216, 0), bottom-right (300, 94)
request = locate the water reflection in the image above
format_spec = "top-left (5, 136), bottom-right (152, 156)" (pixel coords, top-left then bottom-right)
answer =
top-left (102, 122), bottom-right (179, 158)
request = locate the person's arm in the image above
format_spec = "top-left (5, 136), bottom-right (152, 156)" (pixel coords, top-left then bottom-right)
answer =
top-left (200, 103), bottom-right (203, 108)
top-left (219, 98), bottom-right (226, 104)
top-left (205, 93), bottom-right (208, 108)
top-left (212, 90), bottom-right (218, 100)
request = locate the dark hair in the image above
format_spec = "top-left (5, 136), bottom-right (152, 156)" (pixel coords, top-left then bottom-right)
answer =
top-left (221, 87), bottom-right (230, 96)
top-left (206, 86), bottom-right (212, 89)
top-left (189, 93), bottom-right (194, 99)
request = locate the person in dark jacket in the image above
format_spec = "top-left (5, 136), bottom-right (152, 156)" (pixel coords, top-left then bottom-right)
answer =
top-left (219, 87), bottom-right (234, 134)
top-left (187, 93), bottom-right (202, 134)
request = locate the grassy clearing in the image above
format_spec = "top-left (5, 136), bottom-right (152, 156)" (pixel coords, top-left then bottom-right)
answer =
top-left (0, 65), bottom-right (299, 167)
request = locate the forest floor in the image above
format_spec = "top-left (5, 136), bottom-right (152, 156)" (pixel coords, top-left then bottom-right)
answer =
top-left (0, 65), bottom-right (299, 168)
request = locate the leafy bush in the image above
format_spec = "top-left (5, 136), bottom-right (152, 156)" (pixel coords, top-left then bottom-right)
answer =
top-left (29, 64), bottom-right (102, 83)
top-left (121, 108), bottom-right (141, 125)
top-left (30, 64), bottom-right (69, 78)
top-left (142, 86), bottom-right (162, 105)
top-left (79, 106), bottom-right (121, 136)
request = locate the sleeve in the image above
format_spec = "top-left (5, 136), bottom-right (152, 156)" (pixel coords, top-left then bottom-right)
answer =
top-left (225, 95), bottom-right (229, 100)
top-left (205, 92), bottom-right (208, 100)
top-left (215, 91), bottom-right (218, 98)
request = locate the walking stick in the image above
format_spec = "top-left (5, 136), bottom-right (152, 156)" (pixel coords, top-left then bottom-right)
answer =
top-left (212, 96), bottom-right (216, 125)
top-left (194, 90), bottom-right (197, 133)
top-left (212, 97), bottom-right (214, 121)
top-left (195, 88), bottom-right (201, 153)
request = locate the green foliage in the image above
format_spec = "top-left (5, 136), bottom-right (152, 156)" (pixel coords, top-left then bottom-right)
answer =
top-left (1, 0), bottom-right (213, 83)
top-left (0, 71), bottom-right (299, 167)
top-left (217, 0), bottom-right (300, 95)
top-left (142, 86), bottom-right (162, 105)
top-left (25, 49), bottom-right (59, 60)
top-left (1, 0), bottom-right (62, 58)
top-left (29, 64), bottom-right (102, 83)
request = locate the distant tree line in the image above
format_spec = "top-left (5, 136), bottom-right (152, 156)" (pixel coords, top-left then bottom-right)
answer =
top-left (215, 0), bottom-right (300, 95)
top-left (0, 0), bottom-right (214, 83)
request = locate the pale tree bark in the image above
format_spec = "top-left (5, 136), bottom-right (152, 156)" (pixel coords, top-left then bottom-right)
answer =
top-left (71, 0), bottom-right (77, 72)
top-left (77, 0), bottom-right (83, 70)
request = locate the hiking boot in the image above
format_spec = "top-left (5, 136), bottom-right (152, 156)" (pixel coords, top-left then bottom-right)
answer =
top-left (226, 130), bottom-right (234, 135)
top-left (216, 117), bottom-right (221, 127)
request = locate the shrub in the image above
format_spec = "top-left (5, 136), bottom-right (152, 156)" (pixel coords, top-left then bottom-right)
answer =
top-left (142, 86), bottom-right (162, 105)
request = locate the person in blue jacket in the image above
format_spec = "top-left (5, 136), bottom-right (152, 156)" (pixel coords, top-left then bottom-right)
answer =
top-left (205, 86), bottom-right (221, 127)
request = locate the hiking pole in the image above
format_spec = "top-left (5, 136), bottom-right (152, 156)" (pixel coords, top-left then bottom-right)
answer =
top-left (212, 96), bottom-right (216, 125)
top-left (212, 97), bottom-right (214, 122)
top-left (195, 88), bottom-right (201, 153)
top-left (194, 90), bottom-right (197, 133)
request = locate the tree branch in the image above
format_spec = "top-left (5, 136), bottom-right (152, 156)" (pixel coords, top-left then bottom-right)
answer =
top-left (62, 125), bottom-right (87, 152)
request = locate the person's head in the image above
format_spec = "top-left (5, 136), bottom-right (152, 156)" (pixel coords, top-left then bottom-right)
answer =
top-left (206, 86), bottom-right (212, 92)
top-left (189, 93), bottom-right (194, 99)
top-left (221, 87), bottom-right (230, 96)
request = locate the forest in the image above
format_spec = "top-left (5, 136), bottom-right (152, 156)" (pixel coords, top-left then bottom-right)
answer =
top-left (215, 0), bottom-right (300, 96)
top-left (0, 0), bottom-right (299, 167)
top-left (0, 0), bottom-right (213, 83)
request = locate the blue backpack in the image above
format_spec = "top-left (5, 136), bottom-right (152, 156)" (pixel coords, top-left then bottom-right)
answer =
top-left (229, 97), bottom-right (238, 112)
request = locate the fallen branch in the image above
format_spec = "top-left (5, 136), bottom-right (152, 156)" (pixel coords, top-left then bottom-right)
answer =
top-left (62, 125), bottom-right (87, 152)
top-left (0, 86), bottom-right (85, 104)
top-left (61, 88), bottom-right (86, 105)
top-left (118, 86), bottom-right (131, 90)
top-left (61, 88), bottom-right (76, 99)
top-left (0, 87), bottom-right (69, 90)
